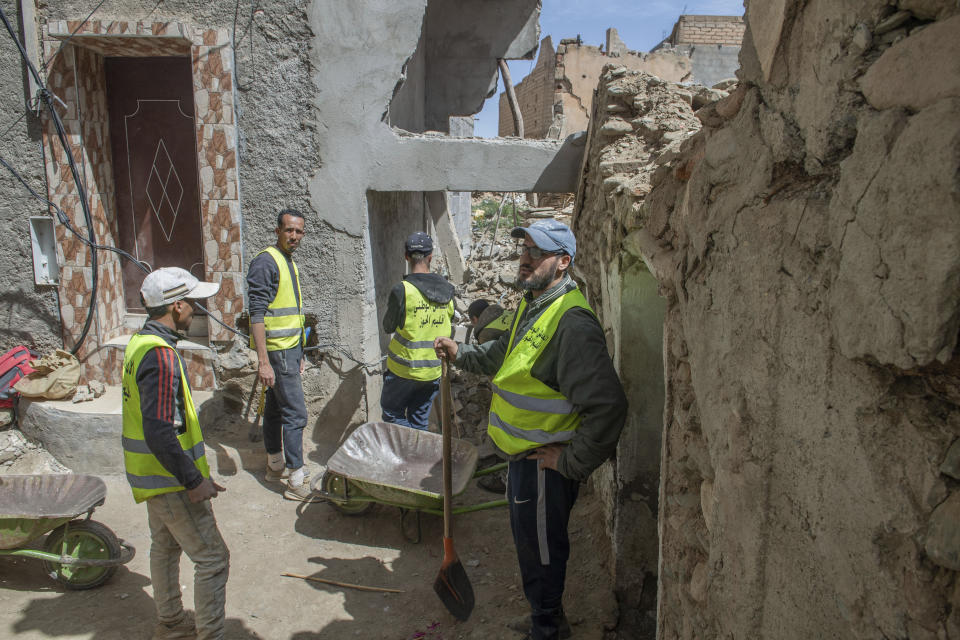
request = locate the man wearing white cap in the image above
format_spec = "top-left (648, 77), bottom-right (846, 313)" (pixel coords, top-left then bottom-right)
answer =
top-left (435, 220), bottom-right (627, 640)
top-left (121, 267), bottom-right (230, 640)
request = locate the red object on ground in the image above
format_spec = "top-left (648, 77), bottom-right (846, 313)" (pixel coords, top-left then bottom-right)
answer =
top-left (0, 346), bottom-right (37, 408)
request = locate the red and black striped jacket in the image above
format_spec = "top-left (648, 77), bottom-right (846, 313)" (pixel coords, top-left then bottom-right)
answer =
top-left (135, 320), bottom-right (204, 490)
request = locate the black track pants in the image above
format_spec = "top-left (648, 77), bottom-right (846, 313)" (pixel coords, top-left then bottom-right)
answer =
top-left (508, 457), bottom-right (580, 640)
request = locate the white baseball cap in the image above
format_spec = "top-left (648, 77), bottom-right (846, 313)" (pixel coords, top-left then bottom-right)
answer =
top-left (140, 267), bottom-right (220, 307)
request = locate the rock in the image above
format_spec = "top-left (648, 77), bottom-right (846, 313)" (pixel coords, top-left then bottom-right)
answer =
top-left (71, 385), bottom-right (94, 403)
top-left (861, 15), bottom-right (960, 111)
top-left (0, 428), bottom-right (68, 475)
top-left (216, 339), bottom-right (256, 380)
top-left (714, 84), bottom-right (747, 120)
top-left (898, 0), bottom-right (956, 20)
top-left (0, 408), bottom-right (13, 429)
top-left (600, 118), bottom-right (634, 137)
top-left (692, 87), bottom-right (727, 110)
top-left (925, 492), bottom-right (960, 570)
top-left (850, 23), bottom-right (872, 55)
top-left (875, 10), bottom-right (912, 35)
top-left (88, 379), bottom-right (106, 397)
top-left (941, 439), bottom-right (960, 480)
top-left (711, 78), bottom-right (738, 91)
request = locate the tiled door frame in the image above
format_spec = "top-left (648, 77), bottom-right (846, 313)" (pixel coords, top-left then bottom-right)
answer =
top-left (40, 20), bottom-right (243, 388)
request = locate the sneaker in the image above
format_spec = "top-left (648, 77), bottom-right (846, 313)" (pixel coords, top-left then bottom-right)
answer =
top-left (152, 612), bottom-right (196, 639)
top-left (265, 464), bottom-right (290, 483)
top-left (283, 476), bottom-right (323, 502)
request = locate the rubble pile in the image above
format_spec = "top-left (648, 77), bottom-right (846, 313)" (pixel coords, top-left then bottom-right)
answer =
top-left (574, 1), bottom-right (960, 638)
top-left (0, 427), bottom-right (69, 475)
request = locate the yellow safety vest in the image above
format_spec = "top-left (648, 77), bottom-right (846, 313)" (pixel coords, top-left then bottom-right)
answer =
top-left (486, 310), bottom-right (515, 333)
top-left (122, 333), bottom-right (209, 504)
top-left (487, 288), bottom-right (594, 455)
top-left (387, 281), bottom-right (454, 381)
top-left (249, 246), bottom-right (305, 351)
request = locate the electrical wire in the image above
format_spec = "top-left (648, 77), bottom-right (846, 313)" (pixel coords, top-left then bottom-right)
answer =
top-left (2, 149), bottom-right (383, 369)
top-left (232, 0), bottom-right (258, 91)
top-left (2, 4), bottom-right (381, 372)
top-left (0, 4), bottom-right (99, 357)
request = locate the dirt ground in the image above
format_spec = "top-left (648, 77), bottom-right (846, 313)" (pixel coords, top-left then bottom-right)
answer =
top-left (0, 417), bottom-right (618, 639)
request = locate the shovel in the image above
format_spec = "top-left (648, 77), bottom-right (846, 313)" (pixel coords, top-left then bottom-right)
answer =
top-left (433, 359), bottom-right (475, 621)
top-left (247, 383), bottom-right (265, 442)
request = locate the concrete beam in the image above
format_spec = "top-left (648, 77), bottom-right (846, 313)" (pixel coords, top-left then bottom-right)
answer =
top-left (425, 191), bottom-right (466, 284)
top-left (370, 131), bottom-right (587, 193)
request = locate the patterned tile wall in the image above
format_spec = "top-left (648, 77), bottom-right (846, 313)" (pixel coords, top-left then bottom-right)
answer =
top-left (40, 21), bottom-right (243, 389)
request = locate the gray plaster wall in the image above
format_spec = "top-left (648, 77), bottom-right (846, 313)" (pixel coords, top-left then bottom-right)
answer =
top-left (0, 0), bottom-right (62, 355)
top-left (1, 0), bottom-right (580, 440)
top-left (679, 43), bottom-right (741, 86)
top-left (421, 0), bottom-right (540, 132)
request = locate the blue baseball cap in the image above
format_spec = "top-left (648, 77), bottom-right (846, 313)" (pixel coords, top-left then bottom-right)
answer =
top-left (511, 219), bottom-right (576, 259)
top-left (405, 231), bottom-right (433, 253)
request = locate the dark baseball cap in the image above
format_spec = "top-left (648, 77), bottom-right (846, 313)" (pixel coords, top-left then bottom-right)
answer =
top-left (510, 219), bottom-right (576, 259)
top-left (405, 231), bottom-right (433, 253)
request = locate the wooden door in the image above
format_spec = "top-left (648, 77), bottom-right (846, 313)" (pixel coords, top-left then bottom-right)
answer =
top-left (105, 57), bottom-right (204, 312)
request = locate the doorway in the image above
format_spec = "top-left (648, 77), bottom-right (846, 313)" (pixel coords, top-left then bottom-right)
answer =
top-left (104, 56), bottom-right (204, 312)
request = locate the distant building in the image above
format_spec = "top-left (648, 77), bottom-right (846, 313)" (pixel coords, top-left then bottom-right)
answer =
top-left (651, 14), bottom-right (745, 88)
top-left (499, 16), bottom-right (744, 139)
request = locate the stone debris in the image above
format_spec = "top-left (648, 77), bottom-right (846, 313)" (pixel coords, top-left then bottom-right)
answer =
top-left (0, 427), bottom-right (70, 475)
top-left (573, 2), bottom-right (960, 637)
top-left (72, 385), bottom-right (94, 403)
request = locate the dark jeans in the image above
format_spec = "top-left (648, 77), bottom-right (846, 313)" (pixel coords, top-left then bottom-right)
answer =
top-left (508, 457), bottom-right (580, 640)
top-left (263, 345), bottom-right (307, 469)
top-left (380, 371), bottom-right (439, 430)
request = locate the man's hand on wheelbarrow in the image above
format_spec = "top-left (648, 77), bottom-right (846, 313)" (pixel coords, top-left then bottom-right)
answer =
top-left (187, 478), bottom-right (226, 503)
top-left (434, 337), bottom-right (458, 361)
top-left (526, 444), bottom-right (565, 471)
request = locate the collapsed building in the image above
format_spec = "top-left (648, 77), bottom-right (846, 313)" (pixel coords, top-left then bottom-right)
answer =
top-left (1, 0), bottom-right (958, 638)
top-left (573, 0), bottom-right (960, 638)
top-left (498, 17), bottom-right (744, 140)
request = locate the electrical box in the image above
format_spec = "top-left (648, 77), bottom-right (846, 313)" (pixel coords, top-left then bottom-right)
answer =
top-left (29, 216), bottom-right (59, 286)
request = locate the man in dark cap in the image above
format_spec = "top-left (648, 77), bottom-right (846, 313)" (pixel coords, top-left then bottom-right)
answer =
top-left (435, 219), bottom-right (628, 640)
top-left (381, 232), bottom-right (456, 430)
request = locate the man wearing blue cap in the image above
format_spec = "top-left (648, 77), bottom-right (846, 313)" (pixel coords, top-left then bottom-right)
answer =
top-left (435, 219), bottom-right (627, 640)
top-left (381, 231), bottom-right (456, 430)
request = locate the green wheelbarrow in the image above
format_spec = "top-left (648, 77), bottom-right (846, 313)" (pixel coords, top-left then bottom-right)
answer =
top-left (0, 474), bottom-right (135, 589)
top-left (311, 422), bottom-right (507, 542)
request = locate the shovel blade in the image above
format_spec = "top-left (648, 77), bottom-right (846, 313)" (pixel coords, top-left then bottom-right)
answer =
top-left (433, 557), bottom-right (475, 621)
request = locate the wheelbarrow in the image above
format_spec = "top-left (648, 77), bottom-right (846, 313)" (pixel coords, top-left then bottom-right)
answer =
top-left (0, 474), bottom-right (135, 589)
top-left (311, 421), bottom-right (507, 542)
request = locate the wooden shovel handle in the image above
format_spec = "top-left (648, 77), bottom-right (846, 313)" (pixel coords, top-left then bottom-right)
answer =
top-left (440, 359), bottom-right (453, 539)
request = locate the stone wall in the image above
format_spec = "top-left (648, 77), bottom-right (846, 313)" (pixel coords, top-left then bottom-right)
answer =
top-left (498, 35), bottom-right (556, 139)
top-left (499, 34), bottom-right (693, 139)
top-left (574, 1), bottom-right (960, 638)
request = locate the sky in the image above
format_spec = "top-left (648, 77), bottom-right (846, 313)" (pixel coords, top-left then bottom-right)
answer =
top-left (472, 0), bottom-right (746, 138)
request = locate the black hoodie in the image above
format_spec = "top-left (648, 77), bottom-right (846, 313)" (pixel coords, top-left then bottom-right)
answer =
top-left (382, 272), bottom-right (456, 334)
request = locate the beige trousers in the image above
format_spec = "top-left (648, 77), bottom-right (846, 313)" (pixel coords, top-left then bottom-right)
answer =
top-left (146, 491), bottom-right (230, 640)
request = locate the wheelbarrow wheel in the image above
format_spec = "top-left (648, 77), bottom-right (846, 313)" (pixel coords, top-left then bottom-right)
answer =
top-left (42, 520), bottom-right (121, 590)
top-left (319, 472), bottom-right (373, 516)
